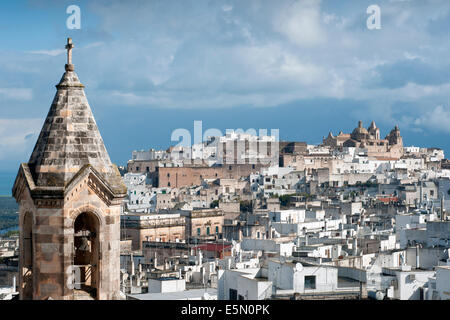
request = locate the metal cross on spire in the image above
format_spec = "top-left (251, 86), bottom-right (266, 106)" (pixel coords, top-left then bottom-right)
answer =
top-left (65, 38), bottom-right (74, 71)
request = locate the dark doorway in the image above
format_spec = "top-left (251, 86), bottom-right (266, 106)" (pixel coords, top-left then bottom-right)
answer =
top-left (229, 288), bottom-right (238, 300)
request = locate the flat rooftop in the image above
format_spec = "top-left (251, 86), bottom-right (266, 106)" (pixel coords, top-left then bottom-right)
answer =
top-left (128, 288), bottom-right (217, 300)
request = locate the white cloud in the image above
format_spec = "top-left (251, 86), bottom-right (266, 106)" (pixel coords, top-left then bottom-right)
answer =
top-left (0, 118), bottom-right (42, 160)
top-left (413, 105), bottom-right (450, 133)
top-left (368, 83), bottom-right (450, 102)
top-left (273, 0), bottom-right (326, 47)
top-left (4, 0), bottom-right (450, 138)
top-left (222, 4), bottom-right (233, 12)
top-left (0, 88), bottom-right (32, 101)
top-left (28, 43), bottom-right (103, 57)
top-left (403, 51), bottom-right (424, 61)
top-left (84, 42), bottom-right (104, 49)
top-left (28, 49), bottom-right (65, 56)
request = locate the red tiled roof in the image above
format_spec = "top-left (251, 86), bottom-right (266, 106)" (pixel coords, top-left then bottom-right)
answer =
top-left (377, 196), bottom-right (398, 203)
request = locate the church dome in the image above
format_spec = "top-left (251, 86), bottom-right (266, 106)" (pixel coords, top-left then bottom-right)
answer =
top-left (351, 120), bottom-right (369, 140)
top-left (352, 121), bottom-right (368, 134)
top-left (352, 126), bottom-right (368, 135)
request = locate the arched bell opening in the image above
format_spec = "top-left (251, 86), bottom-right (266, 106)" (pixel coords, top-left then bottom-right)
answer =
top-left (21, 211), bottom-right (33, 300)
top-left (73, 212), bottom-right (100, 300)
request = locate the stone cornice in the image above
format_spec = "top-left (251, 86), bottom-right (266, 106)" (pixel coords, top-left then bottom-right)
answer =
top-left (13, 163), bottom-right (127, 204)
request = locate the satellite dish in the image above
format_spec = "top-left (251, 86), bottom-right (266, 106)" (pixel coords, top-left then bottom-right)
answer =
top-left (280, 256), bottom-right (286, 264)
top-left (295, 263), bottom-right (303, 272)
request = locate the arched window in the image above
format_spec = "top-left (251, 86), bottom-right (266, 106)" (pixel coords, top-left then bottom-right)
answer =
top-left (73, 212), bottom-right (100, 300)
top-left (22, 211), bottom-right (33, 299)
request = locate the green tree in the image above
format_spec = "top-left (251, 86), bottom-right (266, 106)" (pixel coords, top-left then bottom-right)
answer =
top-left (210, 200), bottom-right (219, 209)
top-left (3, 230), bottom-right (19, 237)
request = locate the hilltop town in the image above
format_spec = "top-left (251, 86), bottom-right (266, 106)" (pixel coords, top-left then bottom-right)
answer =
top-left (116, 119), bottom-right (450, 300)
top-left (3, 116), bottom-right (450, 300)
top-left (2, 38), bottom-right (450, 301)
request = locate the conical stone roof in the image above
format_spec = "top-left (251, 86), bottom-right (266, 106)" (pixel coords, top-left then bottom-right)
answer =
top-left (27, 39), bottom-right (124, 191)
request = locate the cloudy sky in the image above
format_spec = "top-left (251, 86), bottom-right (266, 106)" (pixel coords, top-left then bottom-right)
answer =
top-left (1, 0), bottom-right (450, 184)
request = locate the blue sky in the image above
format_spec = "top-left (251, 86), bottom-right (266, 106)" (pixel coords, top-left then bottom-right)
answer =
top-left (1, 0), bottom-right (450, 188)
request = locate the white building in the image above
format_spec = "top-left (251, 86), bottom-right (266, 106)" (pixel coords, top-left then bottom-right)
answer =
top-left (0, 277), bottom-right (17, 300)
top-left (268, 259), bottom-right (339, 295)
top-left (217, 268), bottom-right (272, 300)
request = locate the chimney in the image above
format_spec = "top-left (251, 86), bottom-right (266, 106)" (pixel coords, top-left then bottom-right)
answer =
top-left (130, 253), bottom-right (135, 276)
top-left (416, 245), bottom-right (420, 269)
top-left (197, 249), bottom-right (203, 266)
top-left (419, 182), bottom-right (423, 208)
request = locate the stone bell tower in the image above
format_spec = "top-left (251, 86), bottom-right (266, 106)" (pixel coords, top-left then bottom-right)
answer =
top-left (12, 38), bottom-right (127, 300)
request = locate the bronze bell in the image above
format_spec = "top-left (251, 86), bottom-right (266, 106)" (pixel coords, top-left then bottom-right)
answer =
top-left (78, 235), bottom-right (90, 251)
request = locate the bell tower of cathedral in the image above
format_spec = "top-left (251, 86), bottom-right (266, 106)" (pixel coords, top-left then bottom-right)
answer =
top-left (12, 38), bottom-right (127, 300)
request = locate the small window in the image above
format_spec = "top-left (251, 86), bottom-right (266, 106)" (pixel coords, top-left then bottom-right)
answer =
top-left (206, 227), bottom-right (210, 235)
top-left (216, 226), bottom-right (219, 234)
top-left (305, 275), bottom-right (316, 289)
top-left (197, 228), bottom-right (201, 236)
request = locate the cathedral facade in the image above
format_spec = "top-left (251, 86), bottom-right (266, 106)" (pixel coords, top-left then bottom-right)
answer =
top-left (323, 120), bottom-right (404, 160)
